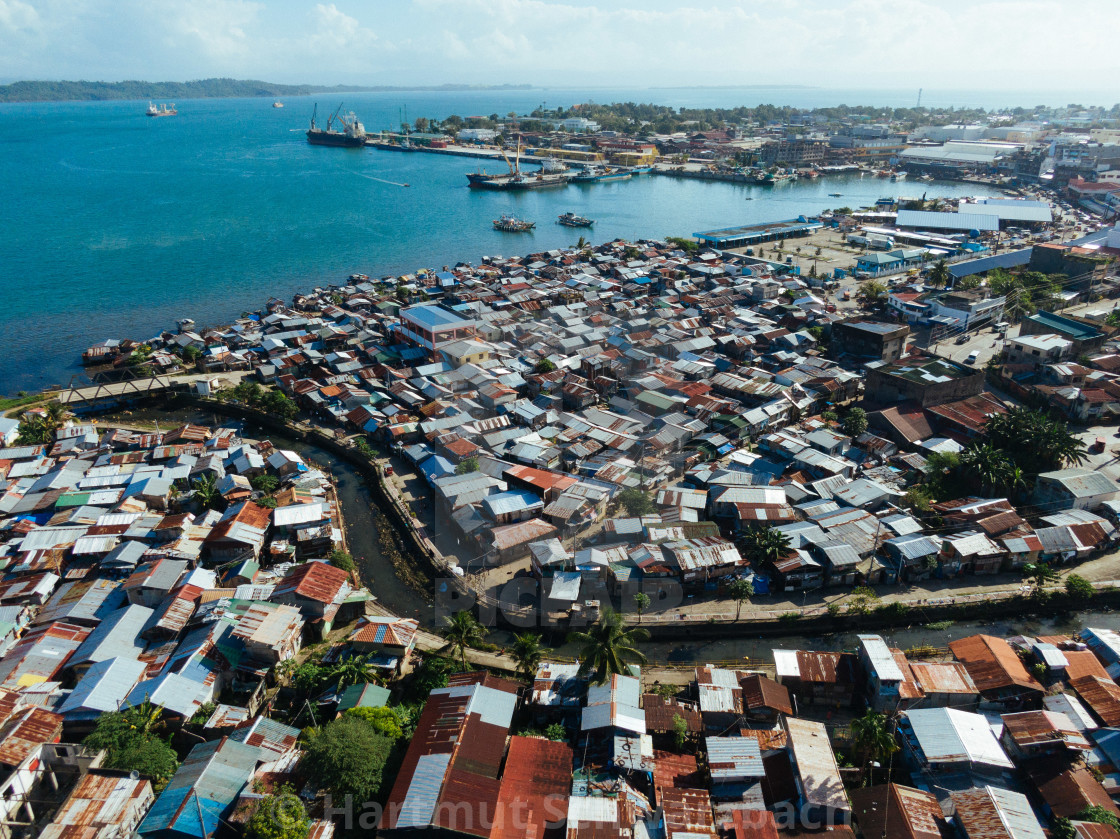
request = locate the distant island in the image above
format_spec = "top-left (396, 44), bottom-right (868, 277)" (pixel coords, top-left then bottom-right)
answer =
top-left (0, 78), bottom-right (534, 103)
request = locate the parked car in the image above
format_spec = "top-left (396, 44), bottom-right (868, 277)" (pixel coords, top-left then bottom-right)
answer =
top-left (955, 334), bottom-right (970, 345)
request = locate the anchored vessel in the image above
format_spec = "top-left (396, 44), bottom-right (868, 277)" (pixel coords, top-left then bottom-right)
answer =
top-left (558, 212), bottom-right (594, 228)
top-left (306, 103), bottom-right (366, 148)
top-left (493, 215), bottom-right (535, 232)
top-left (146, 102), bottom-right (177, 117)
top-left (570, 164), bottom-right (631, 184)
top-left (272, 101), bottom-right (284, 108)
top-left (467, 140), bottom-right (570, 190)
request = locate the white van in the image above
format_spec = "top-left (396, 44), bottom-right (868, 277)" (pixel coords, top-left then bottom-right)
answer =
top-left (965, 350), bottom-right (980, 365)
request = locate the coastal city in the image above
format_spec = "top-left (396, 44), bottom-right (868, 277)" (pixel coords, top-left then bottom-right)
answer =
top-left (4, 13), bottom-right (1120, 839)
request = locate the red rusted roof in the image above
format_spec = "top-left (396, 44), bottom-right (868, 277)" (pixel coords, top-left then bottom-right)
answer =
top-left (740, 674), bottom-right (793, 715)
top-left (491, 736), bottom-right (572, 839)
top-left (0, 707), bottom-right (63, 767)
top-left (660, 787), bottom-right (716, 839)
top-left (949, 634), bottom-right (1043, 695)
top-left (851, 784), bottom-right (945, 839)
top-left (1071, 675), bottom-right (1120, 726)
top-left (652, 750), bottom-right (703, 798)
top-left (722, 810), bottom-right (778, 839)
top-left (273, 561), bottom-right (350, 604)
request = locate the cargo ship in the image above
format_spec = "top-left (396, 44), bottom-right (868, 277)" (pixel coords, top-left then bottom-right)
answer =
top-left (558, 212), bottom-right (594, 228)
top-left (570, 165), bottom-right (631, 184)
top-left (467, 140), bottom-right (570, 190)
top-left (493, 215), bottom-right (535, 232)
top-left (146, 102), bottom-right (177, 117)
top-left (306, 103), bottom-right (366, 148)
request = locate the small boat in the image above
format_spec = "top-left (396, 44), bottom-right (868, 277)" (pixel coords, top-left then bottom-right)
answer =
top-left (558, 212), bottom-right (593, 228)
top-left (891, 171), bottom-right (908, 181)
top-left (493, 215), bottom-right (535, 232)
top-left (146, 102), bottom-right (177, 117)
top-left (829, 192), bottom-right (842, 197)
top-left (272, 101), bottom-right (284, 108)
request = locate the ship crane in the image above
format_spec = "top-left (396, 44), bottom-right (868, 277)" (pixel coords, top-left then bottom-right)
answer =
top-left (327, 102), bottom-right (345, 131)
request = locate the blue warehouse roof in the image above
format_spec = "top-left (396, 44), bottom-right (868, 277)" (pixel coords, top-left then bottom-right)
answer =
top-left (401, 304), bottom-right (475, 329)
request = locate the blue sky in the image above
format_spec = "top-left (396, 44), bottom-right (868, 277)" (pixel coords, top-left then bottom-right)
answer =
top-left (2, 0), bottom-right (1118, 91)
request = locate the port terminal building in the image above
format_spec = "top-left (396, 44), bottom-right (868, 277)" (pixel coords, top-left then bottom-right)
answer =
top-left (693, 218), bottom-right (823, 249)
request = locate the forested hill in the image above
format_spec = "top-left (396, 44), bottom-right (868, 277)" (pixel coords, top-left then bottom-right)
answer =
top-left (0, 78), bottom-right (532, 103)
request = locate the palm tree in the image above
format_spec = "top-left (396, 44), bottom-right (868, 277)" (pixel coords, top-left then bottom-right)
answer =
top-left (439, 610), bottom-right (486, 671)
top-left (736, 525), bottom-right (792, 567)
top-left (959, 442), bottom-right (1012, 495)
top-left (850, 709), bottom-right (898, 786)
top-left (191, 472), bottom-right (221, 511)
top-left (510, 632), bottom-right (544, 680)
top-left (928, 259), bottom-right (950, 288)
top-left (329, 653), bottom-right (380, 690)
top-left (569, 609), bottom-right (649, 685)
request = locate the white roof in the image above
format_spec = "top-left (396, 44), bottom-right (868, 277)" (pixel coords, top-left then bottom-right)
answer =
top-left (904, 707), bottom-right (1014, 769)
top-left (773, 649), bottom-right (800, 679)
top-left (858, 634), bottom-right (905, 682)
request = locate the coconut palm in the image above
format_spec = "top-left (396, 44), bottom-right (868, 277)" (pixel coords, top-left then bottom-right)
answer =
top-left (850, 709), bottom-right (898, 786)
top-left (959, 442), bottom-right (1013, 496)
top-left (736, 525), bottom-right (792, 567)
top-left (510, 632), bottom-right (544, 680)
top-left (928, 259), bottom-right (950, 288)
top-left (569, 609), bottom-right (649, 685)
top-left (329, 653), bottom-right (380, 690)
top-left (439, 610), bottom-right (486, 671)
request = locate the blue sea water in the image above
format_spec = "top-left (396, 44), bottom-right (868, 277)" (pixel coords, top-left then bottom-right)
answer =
top-left (0, 87), bottom-right (1048, 394)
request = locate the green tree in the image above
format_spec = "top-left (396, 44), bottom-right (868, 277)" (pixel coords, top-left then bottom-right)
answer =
top-left (328, 549), bottom-right (355, 573)
top-left (850, 709), bottom-right (898, 786)
top-left (569, 609), bottom-right (649, 685)
top-left (83, 702), bottom-right (180, 790)
top-left (1023, 562), bottom-right (1060, 596)
top-left (261, 389), bottom-right (298, 420)
top-left (181, 345), bottom-right (203, 364)
top-left (455, 456), bottom-right (479, 475)
top-left (329, 654), bottom-right (380, 691)
top-left (633, 591), bottom-right (652, 624)
top-left (928, 259), bottom-right (950, 288)
top-left (252, 474), bottom-right (279, 494)
top-left (847, 586), bottom-right (881, 615)
top-left (191, 472), bottom-right (221, 510)
top-left (244, 786), bottom-right (310, 839)
top-left (618, 487), bottom-right (655, 517)
top-left (544, 722), bottom-right (567, 741)
top-left (842, 407), bottom-right (868, 437)
top-left (1078, 806), bottom-right (1120, 832)
top-left (727, 578), bottom-right (754, 621)
top-left (958, 442), bottom-right (1013, 495)
top-left (439, 610), bottom-right (486, 671)
top-left (1051, 818), bottom-right (1076, 839)
top-left (1066, 573), bottom-right (1095, 601)
top-left (534, 358), bottom-right (557, 374)
top-left (736, 524), bottom-right (792, 566)
top-left (856, 280), bottom-right (888, 309)
top-left (511, 631), bottom-right (544, 680)
top-left (404, 655), bottom-right (450, 703)
top-left (672, 714), bottom-right (689, 750)
top-left (666, 237), bottom-right (699, 255)
top-left (300, 716), bottom-right (393, 803)
top-left (983, 407), bottom-right (1087, 474)
top-left (344, 706), bottom-right (403, 740)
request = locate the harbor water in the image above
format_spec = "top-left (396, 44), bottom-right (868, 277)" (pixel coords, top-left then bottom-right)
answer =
top-left (0, 92), bottom-right (1000, 394)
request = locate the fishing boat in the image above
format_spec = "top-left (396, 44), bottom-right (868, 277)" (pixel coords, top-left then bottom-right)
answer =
top-left (146, 102), bottom-right (177, 117)
top-left (557, 212), bottom-right (594, 228)
top-left (891, 171), bottom-right (908, 181)
top-left (306, 103), bottom-right (366, 148)
top-left (493, 215), bottom-right (535, 232)
top-left (571, 164), bottom-right (631, 184)
top-left (829, 192), bottom-right (843, 197)
top-left (627, 165), bottom-right (653, 175)
top-left (272, 101), bottom-right (284, 108)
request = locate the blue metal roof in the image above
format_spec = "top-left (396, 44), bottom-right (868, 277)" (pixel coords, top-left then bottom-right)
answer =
top-left (402, 304), bottom-right (473, 329)
top-left (139, 738), bottom-right (258, 839)
top-left (949, 248), bottom-right (1031, 279)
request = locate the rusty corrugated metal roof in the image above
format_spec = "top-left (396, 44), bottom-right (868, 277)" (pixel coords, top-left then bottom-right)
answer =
top-left (949, 634), bottom-right (1043, 695)
top-left (660, 787), bottom-right (716, 838)
top-left (0, 706), bottom-right (62, 767)
top-left (491, 736), bottom-right (572, 839)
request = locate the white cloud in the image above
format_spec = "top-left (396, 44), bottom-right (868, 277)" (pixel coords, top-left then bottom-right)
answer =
top-left (0, 0), bottom-right (1117, 93)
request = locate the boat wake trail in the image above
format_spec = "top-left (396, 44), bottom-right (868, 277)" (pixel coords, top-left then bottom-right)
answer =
top-left (356, 172), bottom-right (409, 188)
